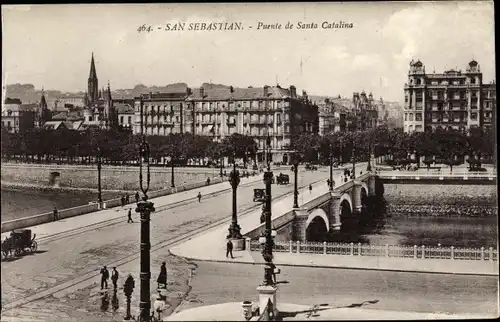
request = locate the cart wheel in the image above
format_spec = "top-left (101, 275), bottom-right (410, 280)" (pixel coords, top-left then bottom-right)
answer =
top-left (15, 248), bottom-right (22, 256)
top-left (31, 241), bottom-right (38, 252)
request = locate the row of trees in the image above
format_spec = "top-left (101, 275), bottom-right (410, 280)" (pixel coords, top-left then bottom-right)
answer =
top-left (291, 126), bottom-right (495, 166)
top-left (1, 125), bottom-right (495, 167)
top-left (1, 126), bottom-right (259, 167)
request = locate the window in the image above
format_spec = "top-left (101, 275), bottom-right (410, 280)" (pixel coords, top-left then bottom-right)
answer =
top-left (416, 93), bottom-right (422, 102)
top-left (7, 110), bottom-right (12, 116)
top-left (89, 116), bottom-right (94, 121)
top-left (471, 78), bottom-right (476, 84)
top-left (405, 96), bottom-right (408, 103)
top-left (120, 116), bottom-right (124, 123)
top-left (128, 116), bottom-right (132, 124)
top-left (471, 112), bottom-right (477, 120)
top-left (416, 113), bottom-right (422, 121)
top-left (409, 113), bottom-right (414, 121)
top-left (176, 116), bottom-right (179, 122)
top-left (404, 113), bottom-right (408, 121)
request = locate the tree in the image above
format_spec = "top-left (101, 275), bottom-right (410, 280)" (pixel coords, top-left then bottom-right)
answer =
top-left (220, 134), bottom-right (258, 166)
top-left (291, 133), bottom-right (321, 163)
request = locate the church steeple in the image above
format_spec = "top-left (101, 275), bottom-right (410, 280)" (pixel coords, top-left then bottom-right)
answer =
top-left (38, 87), bottom-right (50, 127)
top-left (88, 52), bottom-right (99, 104)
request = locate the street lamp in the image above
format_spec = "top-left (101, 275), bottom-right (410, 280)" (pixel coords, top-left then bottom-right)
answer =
top-left (170, 157), bottom-right (175, 188)
top-left (97, 147), bottom-right (103, 204)
top-left (260, 169), bottom-right (275, 286)
top-left (292, 154), bottom-right (299, 208)
top-left (136, 96), bottom-right (156, 322)
top-left (351, 143), bottom-right (356, 179)
top-left (329, 143), bottom-right (333, 191)
top-left (367, 139), bottom-right (372, 172)
top-left (227, 153), bottom-right (242, 239)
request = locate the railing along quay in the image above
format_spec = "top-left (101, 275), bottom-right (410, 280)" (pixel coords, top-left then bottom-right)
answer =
top-left (249, 240), bottom-right (498, 261)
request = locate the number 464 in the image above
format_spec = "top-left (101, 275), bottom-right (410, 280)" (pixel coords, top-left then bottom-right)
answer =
top-left (137, 24), bottom-right (153, 33)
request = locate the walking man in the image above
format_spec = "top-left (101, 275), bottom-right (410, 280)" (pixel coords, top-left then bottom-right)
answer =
top-left (111, 267), bottom-right (119, 290)
top-left (309, 184), bottom-right (312, 194)
top-left (127, 208), bottom-right (133, 223)
top-left (53, 207), bottom-right (59, 221)
top-left (197, 192), bottom-right (202, 203)
top-left (125, 193), bottom-right (130, 204)
top-left (135, 191), bottom-right (140, 203)
top-left (121, 196), bottom-right (125, 207)
top-left (226, 239), bottom-right (234, 259)
top-left (157, 262), bottom-right (167, 289)
top-left (206, 177), bottom-right (210, 186)
top-left (100, 266), bottom-right (109, 289)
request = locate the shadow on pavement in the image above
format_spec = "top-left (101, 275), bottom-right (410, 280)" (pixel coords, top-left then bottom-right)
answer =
top-left (277, 299), bottom-right (379, 320)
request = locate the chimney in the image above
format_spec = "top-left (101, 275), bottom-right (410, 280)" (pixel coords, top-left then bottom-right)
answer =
top-left (230, 86), bottom-right (234, 93)
top-left (200, 87), bottom-right (205, 97)
top-left (263, 85), bottom-right (269, 97)
top-left (289, 85), bottom-right (297, 99)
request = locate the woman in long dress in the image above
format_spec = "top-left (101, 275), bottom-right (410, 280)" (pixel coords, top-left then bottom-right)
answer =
top-left (157, 262), bottom-right (167, 289)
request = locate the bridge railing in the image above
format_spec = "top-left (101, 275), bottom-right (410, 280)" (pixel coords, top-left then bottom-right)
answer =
top-left (376, 171), bottom-right (496, 178)
top-left (249, 240), bottom-right (498, 261)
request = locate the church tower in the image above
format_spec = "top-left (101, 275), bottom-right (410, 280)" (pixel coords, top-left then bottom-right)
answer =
top-left (37, 88), bottom-right (50, 127)
top-left (88, 52), bottom-right (99, 104)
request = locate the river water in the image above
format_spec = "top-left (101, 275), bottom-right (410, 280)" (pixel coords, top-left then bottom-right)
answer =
top-left (1, 184), bottom-right (497, 249)
top-left (1, 188), bottom-right (122, 222)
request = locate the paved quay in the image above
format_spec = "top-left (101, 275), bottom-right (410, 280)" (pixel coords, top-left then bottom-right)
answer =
top-left (170, 169), bottom-right (499, 277)
top-left (165, 302), bottom-right (494, 321)
top-left (1, 173), bottom-right (264, 240)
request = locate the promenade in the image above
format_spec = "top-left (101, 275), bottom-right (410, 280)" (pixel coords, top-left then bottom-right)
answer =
top-left (1, 173), bottom-right (263, 241)
top-left (166, 302), bottom-right (493, 321)
top-left (170, 168), bottom-right (499, 276)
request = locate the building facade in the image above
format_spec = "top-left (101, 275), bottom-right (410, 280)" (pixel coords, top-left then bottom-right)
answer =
top-left (1, 99), bottom-right (36, 133)
top-left (132, 84), bottom-right (318, 164)
top-left (352, 91), bottom-right (379, 130)
top-left (403, 59), bottom-right (496, 133)
top-left (318, 98), bottom-right (347, 135)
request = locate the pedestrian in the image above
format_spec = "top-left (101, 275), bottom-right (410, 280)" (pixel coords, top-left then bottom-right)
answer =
top-left (226, 240), bottom-right (234, 259)
top-left (157, 262), bottom-right (167, 289)
top-left (126, 194), bottom-right (130, 204)
top-left (309, 184), bottom-right (312, 194)
top-left (327, 179), bottom-right (331, 188)
top-left (332, 180), bottom-right (336, 187)
top-left (197, 192), bottom-right (202, 203)
top-left (121, 196), bottom-right (125, 207)
top-left (111, 267), bottom-right (119, 290)
top-left (206, 177), bottom-right (211, 186)
top-left (100, 265), bottom-right (109, 289)
top-left (53, 207), bottom-right (59, 221)
top-left (135, 191), bottom-right (140, 203)
top-left (127, 208), bottom-right (133, 223)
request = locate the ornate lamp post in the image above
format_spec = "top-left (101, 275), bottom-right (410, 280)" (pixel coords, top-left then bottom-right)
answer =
top-left (97, 147), bottom-right (103, 204)
top-left (260, 169), bottom-right (276, 286)
top-left (292, 154), bottom-right (299, 209)
top-left (351, 143), bottom-right (356, 179)
top-left (170, 157), bottom-right (175, 188)
top-left (136, 96), bottom-right (156, 322)
top-left (329, 143), bottom-right (334, 191)
top-left (227, 153), bottom-right (242, 240)
top-left (339, 137), bottom-right (344, 166)
top-left (367, 139), bottom-right (372, 172)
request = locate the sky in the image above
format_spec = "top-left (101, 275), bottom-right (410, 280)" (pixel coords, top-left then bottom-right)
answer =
top-left (1, 1), bottom-right (495, 104)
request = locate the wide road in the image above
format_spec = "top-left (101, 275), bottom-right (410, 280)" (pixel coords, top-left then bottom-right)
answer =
top-left (180, 262), bottom-right (498, 316)
top-left (1, 166), bottom-right (330, 311)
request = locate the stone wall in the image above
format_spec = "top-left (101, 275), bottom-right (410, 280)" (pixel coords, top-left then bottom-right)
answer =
top-left (1, 164), bottom-right (219, 191)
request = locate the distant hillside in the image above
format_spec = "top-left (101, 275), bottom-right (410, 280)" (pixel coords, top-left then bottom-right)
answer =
top-left (4, 83), bottom-right (191, 103)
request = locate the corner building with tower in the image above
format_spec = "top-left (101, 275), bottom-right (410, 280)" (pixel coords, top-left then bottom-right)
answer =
top-left (403, 59), bottom-right (496, 133)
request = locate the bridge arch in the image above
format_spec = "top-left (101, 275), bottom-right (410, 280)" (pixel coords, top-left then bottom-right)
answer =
top-left (339, 193), bottom-right (353, 213)
top-left (305, 209), bottom-right (330, 242)
top-left (360, 185), bottom-right (369, 212)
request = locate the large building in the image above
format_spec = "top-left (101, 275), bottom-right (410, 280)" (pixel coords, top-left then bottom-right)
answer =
top-left (403, 59), bottom-right (496, 133)
top-left (1, 98), bottom-right (36, 133)
top-left (133, 84), bottom-right (318, 164)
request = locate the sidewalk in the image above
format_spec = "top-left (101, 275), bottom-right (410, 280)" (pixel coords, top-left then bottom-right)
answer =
top-left (170, 170), bottom-right (499, 276)
top-left (165, 302), bottom-right (495, 321)
top-left (1, 174), bottom-right (264, 241)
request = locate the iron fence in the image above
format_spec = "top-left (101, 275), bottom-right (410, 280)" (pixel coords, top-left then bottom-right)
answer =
top-left (248, 240), bottom-right (498, 261)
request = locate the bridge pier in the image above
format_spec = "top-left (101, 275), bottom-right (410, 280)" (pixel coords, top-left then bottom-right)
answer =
top-left (329, 193), bottom-right (342, 231)
top-left (293, 208), bottom-right (308, 242)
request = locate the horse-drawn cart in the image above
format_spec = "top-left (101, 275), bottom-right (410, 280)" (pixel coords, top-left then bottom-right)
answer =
top-left (1, 229), bottom-right (37, 259)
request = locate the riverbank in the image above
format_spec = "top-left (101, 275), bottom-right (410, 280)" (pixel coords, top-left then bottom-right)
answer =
top-left (1, 163), bottom-right (221, 191)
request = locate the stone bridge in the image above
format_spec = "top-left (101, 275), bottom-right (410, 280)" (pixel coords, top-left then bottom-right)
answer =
top-left (291, 172), bottom-right (383, 241)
